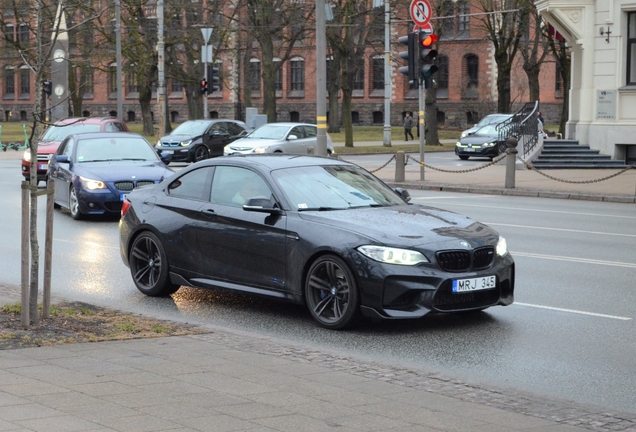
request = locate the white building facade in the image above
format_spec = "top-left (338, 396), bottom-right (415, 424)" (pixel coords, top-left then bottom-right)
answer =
top-left (536, 0), bottom-right (636, 163)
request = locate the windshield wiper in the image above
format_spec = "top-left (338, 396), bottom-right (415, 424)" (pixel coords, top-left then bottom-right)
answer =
top-left (298, 206), bottom-right (341, 212)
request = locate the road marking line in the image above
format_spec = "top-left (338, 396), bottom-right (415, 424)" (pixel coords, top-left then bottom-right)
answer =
top-left (488, 223), bottom-right (636, 238)
top-left (511, 251), bottom-right (636, 269)
top-left (514, 302), bottom-right (632, 321)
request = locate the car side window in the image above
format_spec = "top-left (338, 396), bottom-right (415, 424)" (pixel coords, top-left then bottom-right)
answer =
top-left (210, 166), bottom-right (271, 207)
top-left (167, 167), bottom-right (213, 201)
top-left (304, 126), bottom-right (317, 138)
top-left (209, 122), bottom-right (227, 134)
top-left (103, 122), bottom-right (118, 132)
top-left (60, 138), bottom-right (75, 158)
top-left (227, 123), bottom-right (244, 136)
top-left (114, 122), bottom-right (127, 132)
top-left (290, 127), bottom-right (304, 139)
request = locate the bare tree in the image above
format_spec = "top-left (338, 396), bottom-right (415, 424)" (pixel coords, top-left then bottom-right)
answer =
top-left (517, 0), bottom-right (551, 102)
top-left (547, 28), bottom-right (570, 135)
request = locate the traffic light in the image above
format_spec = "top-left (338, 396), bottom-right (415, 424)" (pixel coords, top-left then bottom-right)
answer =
top-left (200, 78), bottom-right (208, 94)
top-left (418, 31), bottom-right (438, 80)
top-left (398, 32), bottom-right (417, 85)
top-left (42, 80), bottom-right (52, 95)
top-left (209, 66), bottom-right (220, 92)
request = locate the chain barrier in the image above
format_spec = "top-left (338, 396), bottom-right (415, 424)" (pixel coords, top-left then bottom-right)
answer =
top-left (368, 154), bottom-right (396, 173)
top-left (406, 153), bottom-right (506, 173)
top-left (517, 156), bottom-right (636, 184)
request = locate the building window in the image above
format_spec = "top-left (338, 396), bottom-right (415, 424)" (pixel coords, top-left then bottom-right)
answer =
top-left (353, 67), bottom-right (364, 91)
top-left (126, 71), bottom-right (139, 94)
top-left (290, 58), bottom-right (305, 91)
top-left (555, 61), bottom-right (564, 98)
top-left (20, 68), bottom-right (30, 96)
top-left (172, 78), bottom-right (183, 93)
top-left (628, 12), bottom-right (636, 86)
top-left (109, 64), bottom-right (117, 95)
top-left (79, 66), bottom-right (94, 95)
top-left (463, 54), bottom-right (479, 98)
top-left (4, 68), bottom-right (15, 96)
top-left (457, 2), bottom-right (470, 33)
top-left (437, 56), bottom-right (449, 98)
top-left (249, 59), bottom-right (261, 93)
top-left (18, 24), bottom-right (29, 44)
top-left (5, 24), bottom-right (14, 42)
top-left (441, 2), bottom-right (454, 35)
top-left (274, 60), bottom-right (283, 91)
top-left (372, 58), bottom-right (384, 90)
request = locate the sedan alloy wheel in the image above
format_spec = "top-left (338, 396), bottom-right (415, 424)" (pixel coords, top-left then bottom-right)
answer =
top-left (69, 186), bottom-right (84, 220)
top-left (129, 232), bottom-right (180, 296)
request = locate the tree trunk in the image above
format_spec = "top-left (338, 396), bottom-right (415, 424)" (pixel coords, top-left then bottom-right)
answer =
top-left (139, 85), bottom-right (154, 136)
top-left (524, 63), bottom-right (541, 102)
top-left (260, 39), bottom-right (277, 122)
top-left (496, 60), bottom-right (512, 113)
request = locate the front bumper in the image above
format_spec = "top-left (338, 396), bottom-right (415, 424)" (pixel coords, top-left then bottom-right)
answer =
top-left (157, 147), bottom-right (191, 162)
top-left (455, 144), bottom-right (499, 158)
top-left (355, 253), bottom-right (515, 320)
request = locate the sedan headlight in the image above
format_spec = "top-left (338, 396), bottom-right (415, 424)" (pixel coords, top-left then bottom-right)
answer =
top-left (79, 176), bottom-right (106, 190)
top-left (253, 147), bottom-right (267, 154)
top-left (23, 150), bottom-right (31, 162)
top-left (179, 140), bottom-right (192, 147)
top-left (460, 132), bottom-right (467, 138)
top-left (455, 141), bottom-right (462, 147)
top-left (496, 236), bottom-right (508, 256)
top-left (357, 245), bottom-right (429, 266)
top-left (483, 142), bottom-right (496, 147)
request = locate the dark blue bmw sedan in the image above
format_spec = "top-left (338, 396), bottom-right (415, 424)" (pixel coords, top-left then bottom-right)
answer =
top-left (48, 132), bottom-right (174, 220)
top-left (119, 154), bottom-right (514, 330)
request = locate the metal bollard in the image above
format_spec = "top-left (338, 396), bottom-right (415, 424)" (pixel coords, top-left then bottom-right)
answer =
top-left (505, 137), bottom-right (518, 189)
top-left (395, 151), bottom-right (405, 182)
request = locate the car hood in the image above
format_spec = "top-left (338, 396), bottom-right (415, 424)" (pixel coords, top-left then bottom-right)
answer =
top-left (159, 134), bottom-right (200, 143)
top-left (299, 205), bottom-right (499, 249)
top-left (72, 161), bottom-right (174, 182)
top-left (36, 141), bottom-right (63, 154)
top-left (227, 138), bottom-right (278, 149)
top-left (459, 134), bottom-right (499, 145)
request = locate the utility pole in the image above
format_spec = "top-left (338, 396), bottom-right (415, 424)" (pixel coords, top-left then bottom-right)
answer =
top-left (201, 28), bottom-right (213, 120)
top-left (156, 0), bottom-right (166, 137)
top-left (315, 0), bottom-right (327, 156)
top-left (383, 0), bottom-right (392, 147)
top-left (115, 0), bottom-right (123, 120)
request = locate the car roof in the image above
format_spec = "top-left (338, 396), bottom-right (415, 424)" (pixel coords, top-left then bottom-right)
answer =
top-left (260, 122), bottom-right (315, 127)
top-left (68, 131), bottom-right (145, 140)
top-left (179, 119), bottom-right (246, 125)
top-left (196, 154), bottom-right (349, 171)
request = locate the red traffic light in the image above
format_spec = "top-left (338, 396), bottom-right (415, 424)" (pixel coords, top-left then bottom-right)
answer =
top-left (200, 78), bottom-right (208, 94)
top-left (420, 33), bottom-right (438, 47)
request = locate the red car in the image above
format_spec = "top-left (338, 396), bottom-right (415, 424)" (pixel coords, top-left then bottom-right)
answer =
top-left (22, 117), bottom-right (129, 183)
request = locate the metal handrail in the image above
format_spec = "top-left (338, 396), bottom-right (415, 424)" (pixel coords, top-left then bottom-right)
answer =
top-left (496, 101), bottom-right (539, 158)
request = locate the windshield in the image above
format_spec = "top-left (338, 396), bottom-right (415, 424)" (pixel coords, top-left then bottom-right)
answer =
top-left (247, 124), bottom-right (290, 140)
top-left (171, 121), bottom-right (210, 136)
top-left (476, 115), bottom-right (510, 128)
top-left (75, 136), bottom-right (160, 163)
top-left (474, 124), bottom-right (500, 136)
top-left (272, 165), bottom-right (406, 211)
top-left (41, 124), bottom-right (101, 142)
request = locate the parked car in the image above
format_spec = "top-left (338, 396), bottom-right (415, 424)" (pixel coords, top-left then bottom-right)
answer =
top-left (119, 154), bottom-right (515, 330)
top-left (223, 122), bottom-right (335, 156)
top-left (455, 123), bottom-right (511, 160)
top-left (22, 117), bottom-right (129, 184)
top-left (460, 114), bottom-right (512, 138)
top-left (156, 119), bottom-right (248, 163)
top-left (49, 132), bottom-right (174, 220)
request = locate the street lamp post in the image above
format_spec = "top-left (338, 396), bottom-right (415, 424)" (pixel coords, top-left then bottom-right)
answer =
top-left (201, 28), bottom-right (213, 120)
top-left (383, 0), bottom-right (391, 147)
top-left (156, 0), bottom-right (165, 137)
top-left (115, 0), bottom-right (123, 120)
top-left (315, 0), bottom-right (327, 156)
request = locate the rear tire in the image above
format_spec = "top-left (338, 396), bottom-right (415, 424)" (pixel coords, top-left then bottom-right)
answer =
top-left (305, 255), bottom-right (360, 330)
top-left (129, 231), bottom-right (180, 297)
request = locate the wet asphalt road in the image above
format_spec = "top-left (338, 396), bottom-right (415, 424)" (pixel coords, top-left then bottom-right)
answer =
top-left (1, 157), bottom-right (635, 414)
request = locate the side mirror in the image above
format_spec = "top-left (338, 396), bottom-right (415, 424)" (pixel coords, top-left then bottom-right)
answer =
top-left (243, 197), bottom-right (282, 214)
top-left (394, 188), bottom-right (411, 203)
top-left (287, 134), bottom-right (298, 141)
top-left (56, 155), bottom-right (70, 163)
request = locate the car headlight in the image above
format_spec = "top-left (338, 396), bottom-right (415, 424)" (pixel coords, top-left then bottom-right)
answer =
top-left (357, 245), bottom-right (429, 266)
top-left (460, 132), bottom-right (467, 138)
top-left (179, 140), bottom-right (192, 147)
top-left (455, 141), bottom-right (462, 147)
top-left (484, 142), bottom-right (495, 147)
top-left (79, 176), bottom-right (106, 190)
top-left (23, 150), bottom-right (31, 162)
top-left (254, 147), bottom-right (267, 154)
top-left (496, 236), bottom-right (508, 256)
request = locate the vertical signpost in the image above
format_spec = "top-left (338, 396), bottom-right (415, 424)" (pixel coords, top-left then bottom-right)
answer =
top-left (201, 28), bottom-right (213, 120)
top-left (409, 0), bottom-right (431, 180)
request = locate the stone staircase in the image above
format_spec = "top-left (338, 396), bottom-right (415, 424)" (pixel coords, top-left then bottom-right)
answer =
top-left (531, 139), bottom-right (630, 169)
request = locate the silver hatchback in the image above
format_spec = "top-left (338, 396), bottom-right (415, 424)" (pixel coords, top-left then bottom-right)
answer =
top-left (224, 122), bottom-right (335, 156)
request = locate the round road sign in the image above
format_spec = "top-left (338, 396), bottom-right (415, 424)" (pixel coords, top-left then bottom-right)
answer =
top-left (410, 0), bottom-right (432, 27)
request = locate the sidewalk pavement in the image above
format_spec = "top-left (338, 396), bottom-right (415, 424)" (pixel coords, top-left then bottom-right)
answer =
top-left (2, 285), bottom-right (636, 432)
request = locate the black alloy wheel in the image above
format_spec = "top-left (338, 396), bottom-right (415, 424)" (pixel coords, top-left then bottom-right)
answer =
top-left (305, 255), bottom-right (360, 330)
top-left (193, 145), bottom-right (210, 162)
top-left (129, 231), bottom-right (180, 297)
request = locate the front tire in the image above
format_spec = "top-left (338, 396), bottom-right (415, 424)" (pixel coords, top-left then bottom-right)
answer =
top-left (69, 186), bottom-right (84, 220)
top-left (129, 231), bottom-right (180, 297)
top-left (193, 145), bottom-right (209, 162)
top-left (459, 155), bottom-right (469, 160)
top-left (305, 255), bottom-right (360, 330)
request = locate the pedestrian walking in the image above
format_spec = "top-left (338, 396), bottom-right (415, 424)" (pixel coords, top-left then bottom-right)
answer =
top-left (404, 113), bottom-right (415, 141)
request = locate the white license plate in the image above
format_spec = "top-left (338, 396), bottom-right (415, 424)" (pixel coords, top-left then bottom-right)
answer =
top-left (452, 275), bottom-right (496, 293)
top-left (465, 148), bottom-right (475, 152)
top-left (38, 163), bottom-right (48, 170)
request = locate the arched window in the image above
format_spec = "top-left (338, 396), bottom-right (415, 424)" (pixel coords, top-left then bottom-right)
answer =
top-left (463, 54), bottom-right (479, 99)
